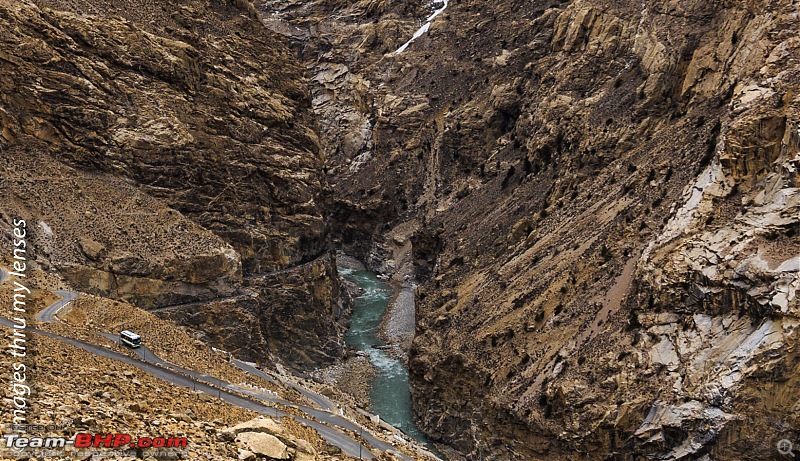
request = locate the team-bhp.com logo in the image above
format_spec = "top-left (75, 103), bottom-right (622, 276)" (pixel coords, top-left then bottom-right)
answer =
top-left (4, 433), bottom-right (188, 450)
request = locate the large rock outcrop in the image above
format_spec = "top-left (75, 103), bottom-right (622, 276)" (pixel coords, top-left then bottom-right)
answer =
top-left (4, 0), bottom-right (326, 273)
top-left (0, 0), bottom-right (345, 368)
top-left (158, 252), bottom-right (348, 366)
top-left (260, 0), bottom-right (800, 458)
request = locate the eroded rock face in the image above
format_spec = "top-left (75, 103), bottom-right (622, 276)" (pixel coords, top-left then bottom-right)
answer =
top-left (0, 147), bottom-right (241, 307)
top-left (0, 0), bottom-right (344, 369)
top-left (3, 0), bottom-right (326, 273)
top-left (259, 0), bottom-right (799, 458)
top-left (627, 64), bottom-right (800, 460)
top-left (159, 252), bottom-right (348, 368)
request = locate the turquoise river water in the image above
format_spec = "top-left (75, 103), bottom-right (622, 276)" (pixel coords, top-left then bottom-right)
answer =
top-left (338, 267), bottom-right (433, 447)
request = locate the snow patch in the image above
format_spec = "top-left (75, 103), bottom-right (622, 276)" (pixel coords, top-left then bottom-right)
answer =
top-left (395, 0), bottom-right (449, 54)
top-left (348, 151), bottom-right (372, 173)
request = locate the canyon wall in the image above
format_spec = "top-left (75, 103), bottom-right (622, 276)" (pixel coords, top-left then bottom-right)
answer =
top-left (2, 0), bottom-right (797, 455)
top-left (261, 0), bottom-right (800, 458)
top-left (0, 0), bottom-right (345, 368)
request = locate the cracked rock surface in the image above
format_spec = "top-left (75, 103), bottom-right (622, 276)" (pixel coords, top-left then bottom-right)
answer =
top-left (259, 0), bottom-right (800, 458)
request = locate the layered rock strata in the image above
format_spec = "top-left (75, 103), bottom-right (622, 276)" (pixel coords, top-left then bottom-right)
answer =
top-left (0, 0), bottom-right (344, 368)
top-left (257, 0), bottom-right (800, 458)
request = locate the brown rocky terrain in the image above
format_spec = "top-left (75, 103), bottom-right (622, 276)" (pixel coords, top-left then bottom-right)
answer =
top-left (257, 0), bottom-right (800, 459)
top-left (0, 0), bottom-right (347, 368)
top-left (0, 265), bottom-right (430, 460)
top-left (0, 264), bottom-right (321, 460)
top-left (1, 0), bottom-right (798, 458)
top-left (0, 323), bottom-right (350, 461)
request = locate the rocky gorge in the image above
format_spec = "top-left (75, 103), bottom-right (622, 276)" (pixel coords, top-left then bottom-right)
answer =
top-left (0, 0), bottom-right (798, 459)
top-left (258, 0), bottom-right (800, 459)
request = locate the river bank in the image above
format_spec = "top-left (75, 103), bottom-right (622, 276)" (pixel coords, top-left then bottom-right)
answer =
top-left (311, 354), bottom-right (376, 408)
top-left (335, 255), bottom-right (434, 447)
top-left (377, 220), bottom-right (420, 365)
top-left (310, 253), bottom-right (374, 406)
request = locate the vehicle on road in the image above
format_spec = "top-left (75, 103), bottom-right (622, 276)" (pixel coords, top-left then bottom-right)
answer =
top-left (120, 330), bottom-right (142, 348)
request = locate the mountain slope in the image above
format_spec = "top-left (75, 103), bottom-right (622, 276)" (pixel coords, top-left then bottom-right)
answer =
top-left (257, 0), bottom-right (800, 458)
top-left (0, 0), bottom-right (345, 368)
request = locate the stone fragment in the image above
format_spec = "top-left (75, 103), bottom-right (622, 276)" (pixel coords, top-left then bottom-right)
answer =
top-left (235, 432), bottom-right (290, 460)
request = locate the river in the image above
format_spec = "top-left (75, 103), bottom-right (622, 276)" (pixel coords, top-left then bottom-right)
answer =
top-left (338, 267), bottom-right (433, 446)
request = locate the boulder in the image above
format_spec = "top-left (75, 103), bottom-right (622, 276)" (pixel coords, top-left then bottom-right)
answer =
top-left (220, 417), bottom-right (288, 441)
top-left (78, 237), bottom-right (105, 261)
top-left (235, 432), bottom-right (291, 460)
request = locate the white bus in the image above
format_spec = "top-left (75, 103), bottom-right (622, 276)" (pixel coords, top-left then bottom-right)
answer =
top-left (120, 330), bottom-right (142, 348)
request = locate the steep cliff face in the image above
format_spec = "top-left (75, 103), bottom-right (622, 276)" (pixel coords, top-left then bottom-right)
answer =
top-left (401, 2), bottom-right (800, 459)
top-left (0, 0), bottom-right (345, 368)
top-left (9, 0), bottom-right (326, 273)
top-left (260, 0), bottom-right (799, 458)
top-left (158, 252), bottom-right (347, 366)
top-left (5, 0), bottom-right (797, 455)
top-left (0, 146), bottom-right (240, 308)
